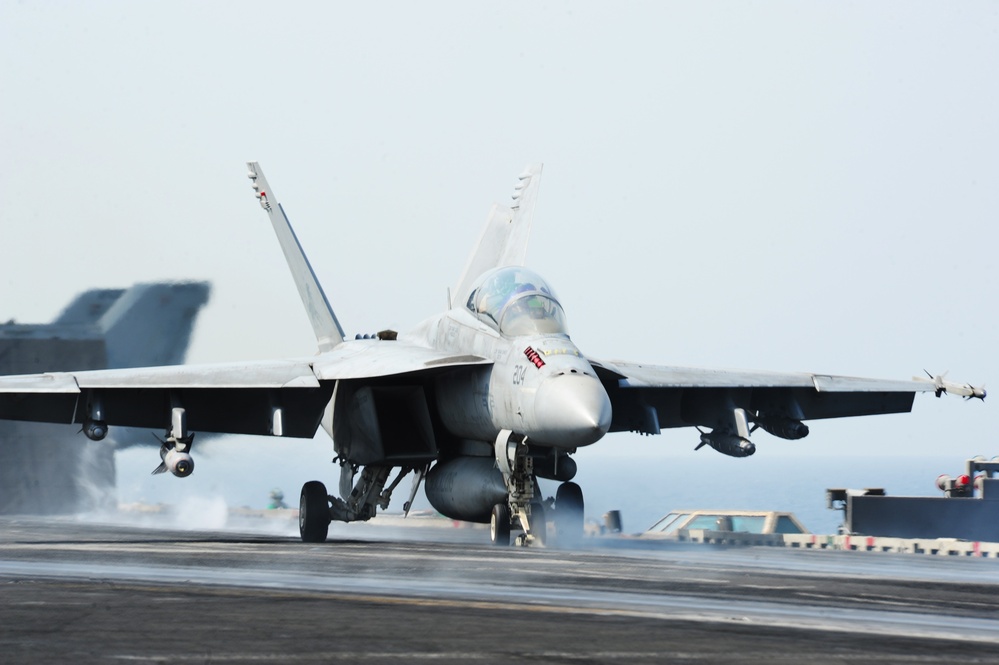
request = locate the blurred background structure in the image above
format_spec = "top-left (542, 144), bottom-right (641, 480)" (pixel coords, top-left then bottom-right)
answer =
top-left (0, 282), bottom-right (210, 513)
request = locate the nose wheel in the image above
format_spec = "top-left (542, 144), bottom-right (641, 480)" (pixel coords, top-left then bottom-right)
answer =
top-left (490, 503), bottom-right (511, 546)
top-left (493, 430), bottom-right (549, 546)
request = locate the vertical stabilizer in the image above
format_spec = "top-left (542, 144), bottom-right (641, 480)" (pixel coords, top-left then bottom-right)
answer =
top-left (247, 162), bottom-right (346, 352)
top-left (453, 164), bottom-right (543, 306)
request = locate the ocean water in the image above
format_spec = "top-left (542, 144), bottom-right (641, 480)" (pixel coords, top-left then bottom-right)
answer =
top-left (563, 449), bottom-right (972, 536)
top-left (115, 438), bottom-right (980, 537)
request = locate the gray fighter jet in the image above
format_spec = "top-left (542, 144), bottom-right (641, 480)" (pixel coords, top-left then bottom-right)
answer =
top-left (0, 163), bottom-right (984, 546)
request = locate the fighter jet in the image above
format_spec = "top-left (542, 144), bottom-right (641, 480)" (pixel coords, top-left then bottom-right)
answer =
top-left (0, 163), bottom-right (984, 546)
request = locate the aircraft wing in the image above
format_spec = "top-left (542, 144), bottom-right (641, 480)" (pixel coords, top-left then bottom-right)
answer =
top-left (0, 345), bottom-right (491, 439)
top-left (591, 359), bottom-right (960, 435)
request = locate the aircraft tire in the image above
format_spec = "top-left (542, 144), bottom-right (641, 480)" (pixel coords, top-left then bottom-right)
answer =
top-left (300, 480), bottom-right (331, 543)
top-left (554, 481), bottom-right (584, 547)
top-left (490, 503), bottom-right (510, 546)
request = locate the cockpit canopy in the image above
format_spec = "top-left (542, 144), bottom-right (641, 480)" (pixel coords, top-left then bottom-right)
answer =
top-left (465, 267), bottom-right (568, 336)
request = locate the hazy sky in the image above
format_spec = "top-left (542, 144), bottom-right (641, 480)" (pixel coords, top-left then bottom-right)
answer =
top-left (2, 1), bottom-right (997, 500)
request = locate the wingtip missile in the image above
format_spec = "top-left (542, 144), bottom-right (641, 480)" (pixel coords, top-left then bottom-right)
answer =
top-left (917, 371), bottom-right (986, 401)
top-left (966, 384), bottom-right (986, 401)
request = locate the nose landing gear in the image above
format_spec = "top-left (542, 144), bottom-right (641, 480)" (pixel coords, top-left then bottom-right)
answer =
top-left (493, 429), bottom-right (545, 546)
top-left (492, 430), bottom-right (584, 547)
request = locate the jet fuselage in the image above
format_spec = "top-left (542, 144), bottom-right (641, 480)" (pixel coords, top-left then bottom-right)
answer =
top-left (406, 305), bottom-right (612, 450)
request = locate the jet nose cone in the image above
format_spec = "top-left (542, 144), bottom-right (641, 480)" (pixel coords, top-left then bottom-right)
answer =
top-left (533, 374), bottom-right (612, 447)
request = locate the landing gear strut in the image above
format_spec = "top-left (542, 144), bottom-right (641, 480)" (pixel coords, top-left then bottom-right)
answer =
top-left (493, 429), bottom-right (547, 547)
top-left (297, 463), bottom-right (415, 543)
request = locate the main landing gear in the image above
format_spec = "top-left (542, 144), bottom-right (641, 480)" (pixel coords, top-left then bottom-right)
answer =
top-left (491, 430), bottom-right (584, 548)
top-left (298, 462), bottom-right (420, 543)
